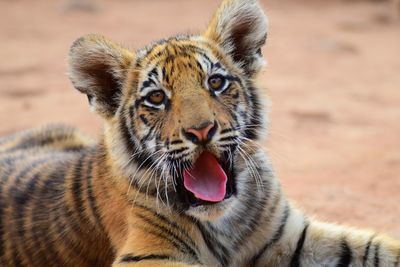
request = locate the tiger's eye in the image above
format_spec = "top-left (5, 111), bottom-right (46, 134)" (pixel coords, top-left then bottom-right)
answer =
top-left (208, 75), bottom-right (225, 91)
top-left (147, 90), bottom-right (165, 105)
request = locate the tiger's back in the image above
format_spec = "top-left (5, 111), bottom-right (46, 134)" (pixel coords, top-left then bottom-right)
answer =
top-left (0, 125), bottom-right (113, 266)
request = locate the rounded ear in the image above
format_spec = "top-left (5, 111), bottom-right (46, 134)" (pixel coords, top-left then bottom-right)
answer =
top-left (204, 0), bottom-right (268, 76)
top-left (68, 34), bottom-right (134, 118)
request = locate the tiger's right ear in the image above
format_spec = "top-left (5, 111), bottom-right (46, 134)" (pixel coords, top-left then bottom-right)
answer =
top-left (204, 0), bottom-right (268, 77)
top-left (68, 34), bottom-right (134, 118)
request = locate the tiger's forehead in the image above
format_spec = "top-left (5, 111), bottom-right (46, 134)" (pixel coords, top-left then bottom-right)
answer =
top-left (132, 36), bottom-right (233, 94)
top-left (136, 36), bottom-right (224, 72)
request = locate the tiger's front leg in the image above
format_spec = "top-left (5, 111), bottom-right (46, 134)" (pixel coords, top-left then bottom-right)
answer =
top-left (112, 242), bottom-right (202, 267)
top-left (255, 211), bottom-right (400, 267)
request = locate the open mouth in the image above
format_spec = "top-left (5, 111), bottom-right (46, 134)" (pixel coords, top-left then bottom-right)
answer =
top-left (177, 151), bottom-right (236, 208)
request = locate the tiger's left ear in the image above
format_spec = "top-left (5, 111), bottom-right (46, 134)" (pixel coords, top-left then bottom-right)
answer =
top-left (204, 0), bottom-right (268, 76)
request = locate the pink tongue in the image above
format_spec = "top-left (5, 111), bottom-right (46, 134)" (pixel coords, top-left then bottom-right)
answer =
top-left (183, 151), bottom-right (227, 202)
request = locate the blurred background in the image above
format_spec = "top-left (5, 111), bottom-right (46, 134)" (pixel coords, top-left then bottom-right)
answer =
top-left (0, 0), bottom-right (399, 236)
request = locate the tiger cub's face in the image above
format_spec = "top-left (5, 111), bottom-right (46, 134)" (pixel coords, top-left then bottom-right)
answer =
top-left (68, 0), bottom-right (268, 220)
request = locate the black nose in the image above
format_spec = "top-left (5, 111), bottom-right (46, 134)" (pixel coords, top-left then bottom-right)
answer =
top-left (183, 121), bottom-right (217, 144)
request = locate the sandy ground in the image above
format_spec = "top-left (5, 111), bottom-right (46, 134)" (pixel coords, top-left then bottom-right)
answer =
top-left (0, 0), bottom-right (400, 237)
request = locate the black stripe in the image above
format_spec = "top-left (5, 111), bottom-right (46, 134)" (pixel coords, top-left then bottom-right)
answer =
top-left (119, 112), bottom-right (154, 171)
top-left (149, 67), bottom-right (158, 78)
top-left (120, 254), bottom-right (172, 263)
top-left (220, 128), bottom-right (234, 135)
top-left (136, 205), bottom-right (196, 247)
top-left (7, 157), bottom-right (50, 198)
top-left (135, 212), bottom-right (198, 261)
top-left (394, 248), bottom-right (400, 266)
top-left (139, 114), bottom-right (148, 125)
top-left (168, 151), bottom-right (192, 161)
top-left (71, 153), bottom-right (91, 227)
top-left (14, 172), bottom-right (42, 260)
top-left (170, 140), bottom-right (183, 145)
top-left (86, 157), bottom-right (106, 231)
top-left (219, 143), bottom-right (237, 149)
top-left (61, 159), bottom-right (101, 266)
top-left (290, 222), bottom-right (309, 267)
top-left (0, 155), bottom-right (23, 258)
top-left (226, 74), bottom-right (242, 85)
top-left (219, 136), bottom-right (237, 142)
top-left (195, 220), bottom-right (229, 267)
top-left (270, 205), bottom-right (290, 244)
top-left (52, 204), bottom-right (88, 265)
top-left (168, 147), bottom-right (189, 155)
top-left (374, 243), bottom-right (380, 267)
top-left (363, 235), bottom-right (375, 266)
top-left (140, 79), bottom-right (157, 92)
top-left (50, 158), bottom-right (110, 267)
top-left (251, 203), bottom-right (290, 264)
top-left (230, 179), bottom-right (273, 251)
top-left (141, 125), bottom-right (155, 144)
top-left (29, 166), bottom-right (68, 266)
top-left (5, 157), bottom-right (51, 265)
top-left (196, 60), bottom-right (203, 72)
top-left (244, 86), bottom-right (263, 141)
top-left (336, 239), bottom-right (352, 267)
top-left (135, 224), bottom-right (192, 261)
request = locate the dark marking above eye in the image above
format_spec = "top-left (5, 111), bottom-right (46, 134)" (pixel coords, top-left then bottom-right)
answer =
top-left (200, 53), bottom-right (212, 64)
top-left (214, 62), bottom-right (222, 69)
top-left (141, 80), bottom-right (155, 91)
top-left (149, 68), bottom-right (158, 78)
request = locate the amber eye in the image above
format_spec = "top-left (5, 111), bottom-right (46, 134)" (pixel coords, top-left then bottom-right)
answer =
top-left (208, 74), bottom-right (226, 92)
top-left (146, 90), bottom-right (166, 106)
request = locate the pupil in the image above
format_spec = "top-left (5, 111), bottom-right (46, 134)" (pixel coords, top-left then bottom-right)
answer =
top-left (212, 78), bottom-right (220, 87)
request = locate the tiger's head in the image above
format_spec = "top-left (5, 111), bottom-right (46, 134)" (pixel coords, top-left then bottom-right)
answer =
top-left (68, 0), bottom-right (268, 221)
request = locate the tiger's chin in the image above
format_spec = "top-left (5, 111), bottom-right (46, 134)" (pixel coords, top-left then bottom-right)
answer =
top-left (185, 197), bottom-right (236, 221)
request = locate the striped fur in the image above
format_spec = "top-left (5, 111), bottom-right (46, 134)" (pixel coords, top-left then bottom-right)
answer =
top-left (1, 0), bottom-right (400, 266)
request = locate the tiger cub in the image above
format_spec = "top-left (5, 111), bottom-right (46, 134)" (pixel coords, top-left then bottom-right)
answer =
top-left (0, 0), bottom-right (399, 266)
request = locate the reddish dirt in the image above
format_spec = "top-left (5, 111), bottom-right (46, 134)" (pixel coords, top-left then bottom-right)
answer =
top-left (1, 0), bottom-right (399, 237)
